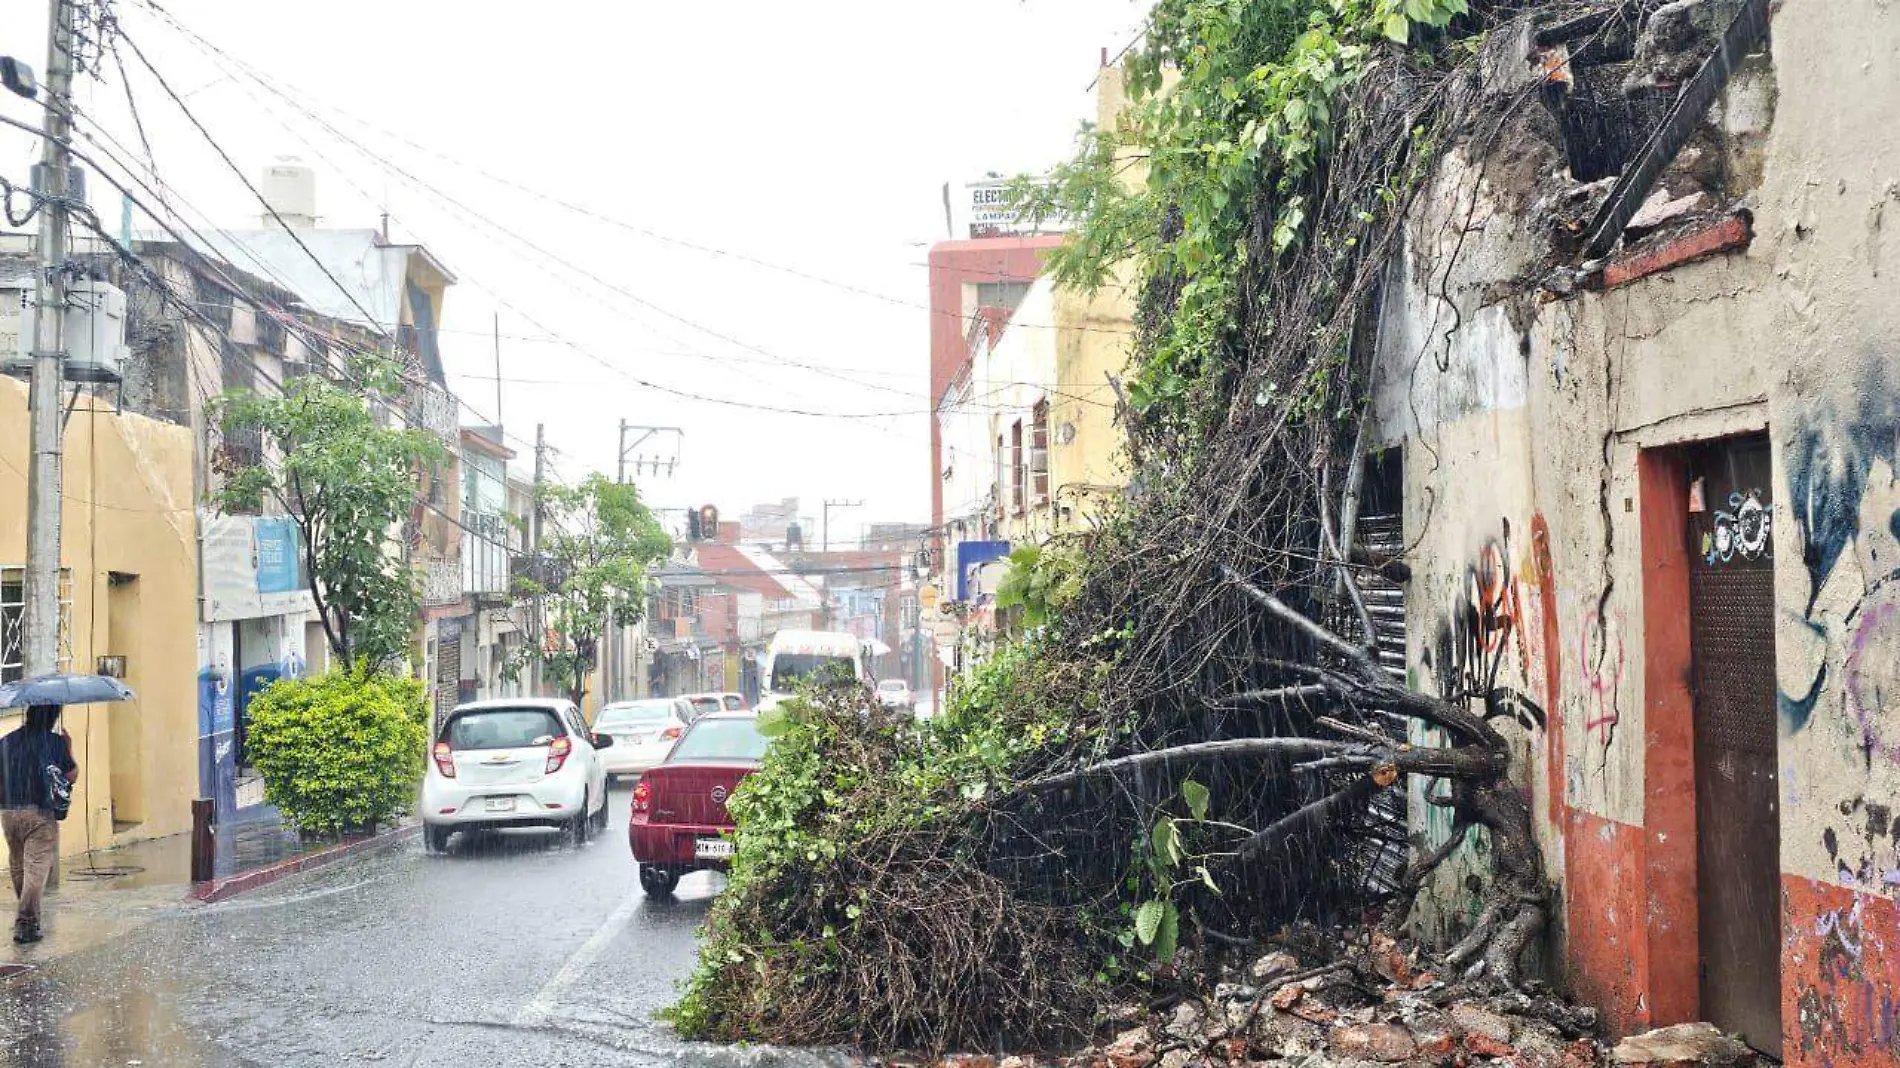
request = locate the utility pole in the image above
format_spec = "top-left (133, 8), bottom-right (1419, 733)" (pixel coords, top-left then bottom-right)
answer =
top-left (22, 0), bottom-right (77, 677)
top-left (616, 422), bottom-right (682, 483)
top-left (491, 312), bottom-right (503, 428)
top-left (822, 498), bottom-right (864, 554)
top-left (529, 422), bottom-right (546, 696)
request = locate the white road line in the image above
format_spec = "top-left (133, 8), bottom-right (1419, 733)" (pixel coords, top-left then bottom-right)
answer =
top-left (513, 890), bottom-right (643, 1028)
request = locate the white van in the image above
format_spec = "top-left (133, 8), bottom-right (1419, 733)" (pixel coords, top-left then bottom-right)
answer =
top-left (756, 629), bottom-right (867, 712)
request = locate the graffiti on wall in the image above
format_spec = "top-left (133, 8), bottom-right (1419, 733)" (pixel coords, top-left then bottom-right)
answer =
top-left (1423, 518), bottom-right (1547, 733)
top-left (1701, 488), bottom-right (1773, 565)
top-left (1782, 381), bottom-right (1900, 733)
top-left (1578, 607), bottom-right (1626, 747)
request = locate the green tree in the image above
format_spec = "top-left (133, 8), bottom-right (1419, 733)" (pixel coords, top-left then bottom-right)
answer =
top-left (215, 358), bottom-right (446, 671)
top-left (513, 474), bottom-right (672, 708)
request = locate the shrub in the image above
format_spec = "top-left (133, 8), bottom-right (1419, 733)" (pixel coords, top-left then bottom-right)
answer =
top-left (245, 668), bottom-right (429, 836)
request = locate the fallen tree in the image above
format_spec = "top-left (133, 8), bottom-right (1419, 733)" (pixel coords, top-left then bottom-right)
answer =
top-left (673, 0), bottom-right (1628, 1053)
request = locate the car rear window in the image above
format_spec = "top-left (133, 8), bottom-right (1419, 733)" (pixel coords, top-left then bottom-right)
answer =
top-left (878, 680), bottom-right (906, 692)
top-left (687, 696), bottom-right (721, 717)
top-left (668, 718), bottom-right (769, 762)
top-left (722, 695), bottom-right (745, 710)
top-left (446, 709), bottom-right (563, 750)
top-left (597, 702), bottom-right (673, 730)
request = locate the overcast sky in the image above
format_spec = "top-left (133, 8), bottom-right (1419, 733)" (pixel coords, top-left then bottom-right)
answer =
top-left (1, 0), bottom-right (1146, 545)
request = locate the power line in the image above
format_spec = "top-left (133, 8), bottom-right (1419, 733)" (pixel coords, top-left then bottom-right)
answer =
top-left (136, 0), bottom-right (1137, 338)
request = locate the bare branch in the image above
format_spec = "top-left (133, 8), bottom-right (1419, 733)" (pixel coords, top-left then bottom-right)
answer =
top-left (1014, 737), bottom-right (1351, 795)
top-left (1221, 564), bottom-right (1376, 673)
top-left (1319, 459), bottom-right (1379, 656)
top-left (1218, 684), bottom-right (1332, 708)
top-left (1220, 779), bottom-right (1378, 873)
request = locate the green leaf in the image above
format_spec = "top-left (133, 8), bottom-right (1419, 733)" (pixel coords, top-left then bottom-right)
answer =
top-left (1382, 13), bottom-right (1410, 43)
top-left (1153, 900), bottom-right (1181, 961)
top-left (1150, 817), bottom-right (1181, 868)
top-left (1134, 898), bottom-right (1166, 946)
top-left (755, 707), bottom-right (794, 737)
top-left (1197, 865), bottom-right (1221, 894)
top-left (1182, 779), bottom-right (1210, 821)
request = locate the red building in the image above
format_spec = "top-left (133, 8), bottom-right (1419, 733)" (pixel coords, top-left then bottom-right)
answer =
top-left (925, 236), bottom-right (1061, 700)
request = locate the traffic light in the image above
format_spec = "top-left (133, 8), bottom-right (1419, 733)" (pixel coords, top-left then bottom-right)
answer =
top-left (699, 504), bottom-right (719, 540)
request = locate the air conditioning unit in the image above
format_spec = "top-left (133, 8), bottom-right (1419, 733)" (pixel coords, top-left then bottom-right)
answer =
top-left (3, 278), bottom-right (127, 383)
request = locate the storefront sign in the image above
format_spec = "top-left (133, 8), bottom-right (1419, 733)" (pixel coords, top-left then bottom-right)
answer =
top-left (967, 178), bottom-right (1067, 239)
top-left (203, 514), bottom-right (316, 622)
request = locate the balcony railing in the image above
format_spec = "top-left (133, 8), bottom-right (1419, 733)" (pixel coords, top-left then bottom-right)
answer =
top-left (462, 511), bottom-right (511, 599)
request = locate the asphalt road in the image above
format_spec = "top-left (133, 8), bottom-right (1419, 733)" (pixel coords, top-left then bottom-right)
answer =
top-left (0, 785), bottom-right (851, 1068)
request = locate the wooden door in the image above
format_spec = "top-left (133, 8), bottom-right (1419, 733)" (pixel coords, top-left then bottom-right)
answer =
top-left (1684, 433), bottom-right (1782, 1059)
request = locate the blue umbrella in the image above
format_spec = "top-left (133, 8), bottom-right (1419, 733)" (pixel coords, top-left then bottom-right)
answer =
top-left (0, 672), bottom-right (137, 708)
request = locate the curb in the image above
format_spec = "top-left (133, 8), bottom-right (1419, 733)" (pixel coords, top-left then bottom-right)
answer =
top-left (188, 823), bottom-right (420, 904)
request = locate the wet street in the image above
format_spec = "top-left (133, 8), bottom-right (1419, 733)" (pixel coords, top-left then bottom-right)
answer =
top-left (0, 786), bottom-right (841, 1068)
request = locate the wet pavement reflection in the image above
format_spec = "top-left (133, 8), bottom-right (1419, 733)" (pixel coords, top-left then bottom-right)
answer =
top-left (0, 786), bottom-right (848, 1067)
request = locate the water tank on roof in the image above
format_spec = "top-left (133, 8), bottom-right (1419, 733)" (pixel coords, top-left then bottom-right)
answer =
top-left (260, 160), bottom-right (316, 228)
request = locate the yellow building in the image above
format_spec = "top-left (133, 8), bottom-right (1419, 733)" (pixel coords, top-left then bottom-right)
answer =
top-left (1, 376), bottom-right (201, 858)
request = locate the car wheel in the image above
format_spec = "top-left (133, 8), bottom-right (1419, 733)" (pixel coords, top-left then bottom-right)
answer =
top-left (566, 803), bottom-right (591, 845)
top-left (639, 865), bottom-right (679, 896)
top-left (425, 824), bottom-right (453, 854)
top-left (591, 792), bottom-right (610, 831)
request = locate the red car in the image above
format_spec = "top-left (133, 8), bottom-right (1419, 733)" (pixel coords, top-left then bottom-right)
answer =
top-left (628, 710), bottom-right (769, 895)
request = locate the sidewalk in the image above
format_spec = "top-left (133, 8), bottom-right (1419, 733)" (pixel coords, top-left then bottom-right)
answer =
top-left (0, 818), bottom-right (415, 971)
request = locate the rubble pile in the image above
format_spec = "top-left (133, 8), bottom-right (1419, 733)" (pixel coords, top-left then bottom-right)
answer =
top-left (897, 935), bottom-right (1761, 1068)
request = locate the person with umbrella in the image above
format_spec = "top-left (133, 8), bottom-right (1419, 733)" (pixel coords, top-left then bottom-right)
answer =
top-left (1, 704), bottom-right (77, 945)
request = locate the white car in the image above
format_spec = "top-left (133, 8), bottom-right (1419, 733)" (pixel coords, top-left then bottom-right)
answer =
top-left (421, 698), bottom-right (613, 853)
top-left (875, 679), bottom-right (915, 713)
top-left (593, 697), bottom-right (695, 779)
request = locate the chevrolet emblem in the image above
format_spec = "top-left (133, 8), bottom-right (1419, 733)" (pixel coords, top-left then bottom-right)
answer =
top-left (710, 786), bottom-right (728, 804)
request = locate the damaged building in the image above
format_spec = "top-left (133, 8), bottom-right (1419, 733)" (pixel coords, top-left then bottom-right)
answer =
top-left (1360, 0), bottom-right (1898, 1063)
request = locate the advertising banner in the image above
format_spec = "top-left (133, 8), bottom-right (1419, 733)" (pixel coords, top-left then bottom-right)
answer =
top-left (203, 514), bottom-right (317, 622)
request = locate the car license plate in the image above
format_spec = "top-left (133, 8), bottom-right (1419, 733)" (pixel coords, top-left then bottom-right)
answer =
top-left (694, 837), bottom-right (734, 859)
top-left (484, 796), bottom-right (516, 813)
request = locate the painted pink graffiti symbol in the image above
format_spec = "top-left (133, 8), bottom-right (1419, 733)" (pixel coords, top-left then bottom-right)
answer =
top-left (1580, 609), bottom-right (1625, 746)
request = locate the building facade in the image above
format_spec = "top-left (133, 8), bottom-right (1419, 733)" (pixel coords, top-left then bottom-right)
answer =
top-left (1365, 4), bottom-right (1898, 1063)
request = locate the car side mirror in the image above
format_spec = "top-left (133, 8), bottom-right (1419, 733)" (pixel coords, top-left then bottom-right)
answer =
top-left (592, 733), bottom-right (614, 749)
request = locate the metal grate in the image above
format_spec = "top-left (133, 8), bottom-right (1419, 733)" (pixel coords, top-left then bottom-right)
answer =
top-left (1340, 508), bottom-right (1409, 897)
top-left (1688, 566), bottom-right (1778, 754)
top-left (0, 567), bottom-right (74, 683)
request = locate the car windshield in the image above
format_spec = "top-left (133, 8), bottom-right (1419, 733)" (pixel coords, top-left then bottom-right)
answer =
top-left (770, 653), bottom-right (855, 691)
top-left (446, 709), bottom-right (563, 750)
top-left (668, 718), bottom-right (770, 762)
top-left (687, 696), bottom-right (721, 716)
top-left (722, 695), bottom-right (745, 709)
top-left (877, 680), bottom-right (907, 692)
top-left (596, 702), bottom-right (673, 730)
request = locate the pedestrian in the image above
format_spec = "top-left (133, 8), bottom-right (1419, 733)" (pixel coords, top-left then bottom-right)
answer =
top-left (0, 704), bottom-right (76, 945)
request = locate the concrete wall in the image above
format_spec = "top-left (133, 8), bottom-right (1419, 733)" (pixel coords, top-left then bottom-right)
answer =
top-left (0, 378), bottom-right (200, 859)
top-left (1367, 3), bottom-right (1900, 1061)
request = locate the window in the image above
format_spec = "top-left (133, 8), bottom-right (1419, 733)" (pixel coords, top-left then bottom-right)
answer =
top-left (668, 717), bottom-right (771, 762)
top-left (994, 433), bottom-right (1007, 515)
top-left (1011, 420), bottom-right (1026, 514)
top-left (1031, 400), bottom-right (1050, 504)
top-left (443, 708), bottom-right (563, 749)
top-left (974, 280), bottom-right (1032, 315)
top-left (1, 567), bottom-right (72, 683)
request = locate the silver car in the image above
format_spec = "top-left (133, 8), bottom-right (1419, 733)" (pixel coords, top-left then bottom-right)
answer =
top-left (593, 698), bottom-right (695, 780)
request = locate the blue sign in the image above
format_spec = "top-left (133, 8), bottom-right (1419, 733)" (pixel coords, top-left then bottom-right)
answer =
top-left (955, 540), bottom-right (1011, 602)
top-left (253, 516), bottom-right (302, 594)
top-left (197, 668), bottom-right (234, 736)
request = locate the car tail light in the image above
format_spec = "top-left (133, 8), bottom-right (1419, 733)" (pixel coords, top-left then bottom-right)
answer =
top-left (631, 777), bottom-right (651, 819)
top-left (546, 735), bottom-right (572, 774)
top-left (432, 741), bottom-right (456, 779)
top-left (658, 725), bottom-right (682, 742)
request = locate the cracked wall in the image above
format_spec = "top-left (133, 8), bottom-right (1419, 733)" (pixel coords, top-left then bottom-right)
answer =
top-left (1368, 1), bottom-right (1899, 1061)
